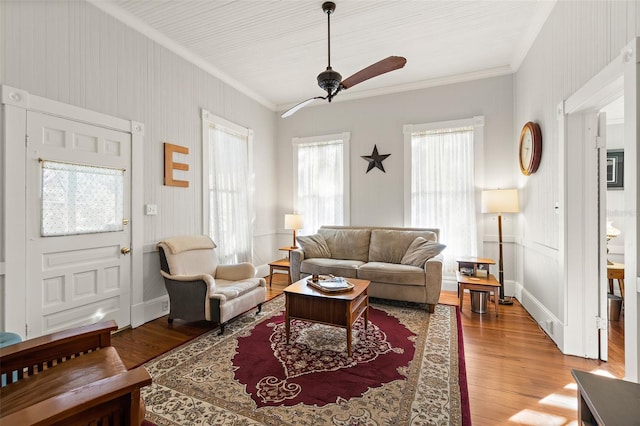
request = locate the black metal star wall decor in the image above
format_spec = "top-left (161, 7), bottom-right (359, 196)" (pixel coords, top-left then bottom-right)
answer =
top-left (361, 144), bottom-right (391, 173)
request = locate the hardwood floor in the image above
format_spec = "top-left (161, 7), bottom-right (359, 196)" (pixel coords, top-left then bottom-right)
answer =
top-left (112, 274), bottom-right (625, 425)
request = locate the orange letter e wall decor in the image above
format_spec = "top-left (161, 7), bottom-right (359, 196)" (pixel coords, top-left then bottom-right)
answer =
top-left (164, 143), bottom-right (189, 187)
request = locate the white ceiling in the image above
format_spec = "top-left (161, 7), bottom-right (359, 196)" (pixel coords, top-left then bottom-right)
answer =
top-left (94, 0), bottom-right (557, 111)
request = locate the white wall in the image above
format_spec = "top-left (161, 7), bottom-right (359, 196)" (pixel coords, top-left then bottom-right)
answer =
top-left (514, 0), bottom-right (640, 352)
top-left (276, 75), bottom-right (516, 289)
top-left (0, 0), bottom-right (278, 325)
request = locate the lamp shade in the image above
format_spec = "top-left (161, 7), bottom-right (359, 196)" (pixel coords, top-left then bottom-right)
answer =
top-left (284, 214), bottom-right (303, 230)
top-left (481, 189), bottom-right (519, 214)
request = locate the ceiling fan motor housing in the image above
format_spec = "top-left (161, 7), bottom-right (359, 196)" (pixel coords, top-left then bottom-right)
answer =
top-left (317, 67), bottom-right (342, 96)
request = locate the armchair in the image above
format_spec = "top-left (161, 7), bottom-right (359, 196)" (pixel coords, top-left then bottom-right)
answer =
top-left (157, 235), bottom-right (266, 334)
top-left (0, 320), bottom-right (151, 426)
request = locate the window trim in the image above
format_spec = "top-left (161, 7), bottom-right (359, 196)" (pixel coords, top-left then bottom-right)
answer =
top-left (201, 109), bottom-right (254, 240)
top-left (292, 131), bottom-right (351, 227)
top-left (402, 116), bottom-right (485, 227)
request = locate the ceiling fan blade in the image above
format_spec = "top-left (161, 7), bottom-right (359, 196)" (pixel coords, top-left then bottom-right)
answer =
top-left (281, 96), bottom-right (324, 118)
top-left (340, 56), bottom-right (407, 90)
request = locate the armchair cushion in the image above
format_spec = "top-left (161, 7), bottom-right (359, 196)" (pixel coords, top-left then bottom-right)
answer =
top-left (296, 233), bottom-right (331, 258)
top-left (401, 237), bottom-right (447, 267)
top-left (213, 279), bottom-right (264, 301)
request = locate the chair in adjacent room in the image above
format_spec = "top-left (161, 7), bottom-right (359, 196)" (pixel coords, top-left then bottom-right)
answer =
top-left (157, 235), bottom-right (266, 334)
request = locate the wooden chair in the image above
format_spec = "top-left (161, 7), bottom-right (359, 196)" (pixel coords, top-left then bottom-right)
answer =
top-left (0, 321), bottom-right (152, 426)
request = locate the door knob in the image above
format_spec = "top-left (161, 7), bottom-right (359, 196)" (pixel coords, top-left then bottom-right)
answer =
top-left (121, 247), bottom-right (131, 255)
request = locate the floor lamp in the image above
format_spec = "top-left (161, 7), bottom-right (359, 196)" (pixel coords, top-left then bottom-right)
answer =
top-left (481, 189), bottom-right (519, 305)
top-left (284, 214), bottom-right (303, 249)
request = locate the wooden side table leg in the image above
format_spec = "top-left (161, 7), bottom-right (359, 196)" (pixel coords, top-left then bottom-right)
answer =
top-left (619, 279), bottom-right (625, 301)
top-left (268, 266), bottom-right (274, 287)
top-left (494, 288), bottom-right (499, 317)
top-left (458, 283), bottom-right (465, 311)
top-left (608, 278), bottom-right (614, 294)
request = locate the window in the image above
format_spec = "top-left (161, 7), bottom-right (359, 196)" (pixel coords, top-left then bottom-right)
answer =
top-left (41, 160), bottom-right (124, 236)
top-left (293, 132), bottom-right (350, 235)
top-left (202, 110), bottom-right (253, 264)
top-left (403, 117), bottom-right (483, 274)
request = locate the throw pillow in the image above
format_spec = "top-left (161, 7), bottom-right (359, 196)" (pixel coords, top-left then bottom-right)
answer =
top-left (296, 234), bottom-right (331, 259)
top-left (400, 237), bottom-right (446, 267)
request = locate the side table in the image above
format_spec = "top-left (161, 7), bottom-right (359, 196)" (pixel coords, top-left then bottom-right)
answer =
top-left (267, 246), bottom-right (297, 287)
top-left (268, 258), bottom-right (291, 287)
top-left (456, 272), bottom-right (501, 316)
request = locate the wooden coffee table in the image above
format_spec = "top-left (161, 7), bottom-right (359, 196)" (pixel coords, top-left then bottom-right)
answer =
top-left (283, 277), bottom-right (370, 356)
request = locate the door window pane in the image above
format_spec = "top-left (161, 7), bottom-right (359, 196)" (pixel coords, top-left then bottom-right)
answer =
top-left (41, 160), bottom-right (124, 236)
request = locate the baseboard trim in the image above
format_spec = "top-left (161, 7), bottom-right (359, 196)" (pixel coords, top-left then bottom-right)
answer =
top-left (131, 295), bottom-right (170, 328)
top-left (516, 282), bottom-right (564, 350)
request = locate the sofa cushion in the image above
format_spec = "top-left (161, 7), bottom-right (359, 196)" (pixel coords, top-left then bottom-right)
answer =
top-left (400, 237), bottom-right (447, 267)
top-left (318, 228), bottom-right (371, 262)
top-left (368, 229), bottom-right (438, 264)
top-left (357, 262), bottom-right (425, 286)
top-left (300, 258), bottom-right (363, 278)
top-left (296, 234), bottom-right (331, 258)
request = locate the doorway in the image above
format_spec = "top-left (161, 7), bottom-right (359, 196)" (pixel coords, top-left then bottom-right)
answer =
top-left (561, 37), bottom-right (639, 382)
top-left (25, 111), bottom-right (132, 338)
top-left (1, 85), bottom-right (144, 339)
top-left (601, 96), bottom-right (626, 374)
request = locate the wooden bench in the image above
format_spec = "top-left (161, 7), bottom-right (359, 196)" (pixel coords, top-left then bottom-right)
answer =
top-left (0, 320), bottom-right (152, 426)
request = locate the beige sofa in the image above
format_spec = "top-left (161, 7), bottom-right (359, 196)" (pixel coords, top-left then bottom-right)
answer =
top-left (289, 226), bottom-right (444, 312)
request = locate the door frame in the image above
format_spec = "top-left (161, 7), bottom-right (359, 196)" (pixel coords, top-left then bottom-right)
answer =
top-left (1, 85), bottom-right (145, 336)
top-left (559, 38), bottom-right (639, 381)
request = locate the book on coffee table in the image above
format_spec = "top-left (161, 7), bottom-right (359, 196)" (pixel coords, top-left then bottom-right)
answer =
top-left (307, 276), bottom-right (354, 292)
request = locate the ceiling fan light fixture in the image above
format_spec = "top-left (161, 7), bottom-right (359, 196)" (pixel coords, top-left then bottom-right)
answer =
top-left (281, 1), bottom-right (406, 118)
top-left (317, 67), bottom-right (342, 97)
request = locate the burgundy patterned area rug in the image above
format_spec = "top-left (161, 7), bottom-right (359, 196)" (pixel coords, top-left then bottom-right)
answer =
top-left (143, 296), bottom-right (470, 425)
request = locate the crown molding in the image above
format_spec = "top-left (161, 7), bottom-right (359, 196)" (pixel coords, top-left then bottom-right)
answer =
top-left (87, 0), bottom-right (275, 111)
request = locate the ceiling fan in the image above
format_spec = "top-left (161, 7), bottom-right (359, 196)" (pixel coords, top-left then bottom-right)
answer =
top-left (281, 2), bottom-right (407, 118)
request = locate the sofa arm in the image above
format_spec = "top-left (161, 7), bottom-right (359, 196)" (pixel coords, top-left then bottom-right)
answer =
top-left (289, 249), bottom-right (305, 282)
top-left (424, 254), bottom-right (444, 305)
top-left (216, 263), bottom-right (257, 281)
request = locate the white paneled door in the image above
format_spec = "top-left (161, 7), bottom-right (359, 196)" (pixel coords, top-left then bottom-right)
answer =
top-left (25, 112), bottom-right (132, 338)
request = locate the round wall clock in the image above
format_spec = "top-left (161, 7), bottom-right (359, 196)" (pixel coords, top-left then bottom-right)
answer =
top-left (519, 121), bottom-right (542, 175)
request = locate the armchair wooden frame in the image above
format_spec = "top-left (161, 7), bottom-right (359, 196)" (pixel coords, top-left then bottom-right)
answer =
top-left (0, 321), bottom-right (152, 426)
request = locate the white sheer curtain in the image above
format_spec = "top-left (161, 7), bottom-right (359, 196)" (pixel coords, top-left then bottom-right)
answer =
top-left (296, 140), bottom-right (344, 235)
top-left (207, 125), bottom-right (252, 264)
top-left (410, 127), bottom-right (478, 273)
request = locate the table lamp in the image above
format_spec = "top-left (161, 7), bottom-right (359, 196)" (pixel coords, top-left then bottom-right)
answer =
top-left (481, 189), bottom-right (519, 305)
top-left (284, 214), bottom-right (303, 249)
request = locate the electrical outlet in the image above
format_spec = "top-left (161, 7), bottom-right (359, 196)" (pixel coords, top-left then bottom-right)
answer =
top-left (162, 301), bottom-right (169, 312)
